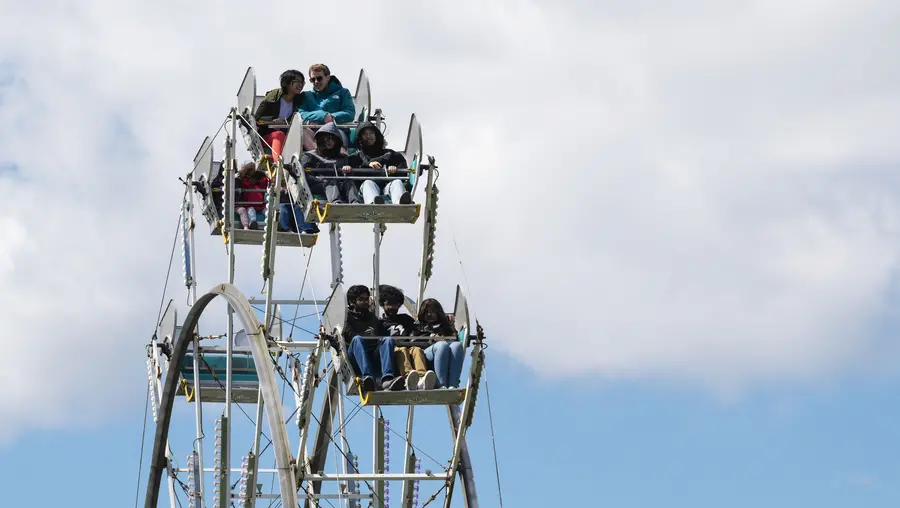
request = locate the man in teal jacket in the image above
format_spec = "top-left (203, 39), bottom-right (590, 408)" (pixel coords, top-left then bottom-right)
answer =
top-left (300, 63), bottom-right (356, 124)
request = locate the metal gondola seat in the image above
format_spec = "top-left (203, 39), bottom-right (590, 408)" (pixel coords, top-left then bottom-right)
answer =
top-left (176, 332), bottom-right (261, 404)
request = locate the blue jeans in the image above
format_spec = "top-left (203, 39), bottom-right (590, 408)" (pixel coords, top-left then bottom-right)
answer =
top-left (279, 203), bottom-right (318, 233)
top-left (424, 341), bottom-right (465, 388)
top-left (347, 336), bottom-right (396, 382)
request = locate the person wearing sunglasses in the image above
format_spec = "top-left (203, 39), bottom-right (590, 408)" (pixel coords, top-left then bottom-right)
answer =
top-left (298, 63), bottom-right (356, 127)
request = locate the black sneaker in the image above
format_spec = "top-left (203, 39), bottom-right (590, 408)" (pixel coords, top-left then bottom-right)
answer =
top-left (381, 376), bottom-right (405, 391)
top-left (249, 220), bottom-right (259, 230)
top-left (399, 192), bottom-right (412, 205)
top-left (361, 376), bottom-right (376, 395)
top-left (373, 195), bottom-right (385, 205)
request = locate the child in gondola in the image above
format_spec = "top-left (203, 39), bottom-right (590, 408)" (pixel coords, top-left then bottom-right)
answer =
top-left (235, 161), bottom-right (268, 230)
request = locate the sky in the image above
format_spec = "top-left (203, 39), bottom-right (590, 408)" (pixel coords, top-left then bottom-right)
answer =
top-left (1, 0), bottom-right (900, 506)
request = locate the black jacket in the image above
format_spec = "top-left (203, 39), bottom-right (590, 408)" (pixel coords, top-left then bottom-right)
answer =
top-left (348, 122), bottom-right (408, 169)
top-left (381, 313), bottom-right (416, 337)
top-left (344, 308), bottom-right (384, 340)
top-left (416, 321), bottom-right (455, 337)
top-left (301, 122), bottom-right (350, 170)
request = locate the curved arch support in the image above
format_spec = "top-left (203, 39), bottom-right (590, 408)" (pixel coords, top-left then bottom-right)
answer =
top-left (145, 283), bottom-right (298, 508)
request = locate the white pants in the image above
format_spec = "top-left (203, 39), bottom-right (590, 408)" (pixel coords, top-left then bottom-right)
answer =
top-left (360, 179), bottom-right (407, 204)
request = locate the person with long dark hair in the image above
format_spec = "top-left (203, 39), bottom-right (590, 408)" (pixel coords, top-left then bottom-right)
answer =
top-left (254, 69), bottom-right (306, 159)
top-left (349, 122), bottom-right (412, 205)
top-left (417, 299), bottom-right (465, 388)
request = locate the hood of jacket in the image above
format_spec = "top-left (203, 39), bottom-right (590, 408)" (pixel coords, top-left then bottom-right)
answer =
top-left (314, 122), bottom-right (348, 159)
top-left (354, 121), bottom-right (386, 155)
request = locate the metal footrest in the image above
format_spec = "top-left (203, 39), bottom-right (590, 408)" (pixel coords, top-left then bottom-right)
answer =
top-left (176, 381), bottom-right (260, 403)
top-left (208, 225), bottom-right (318, 248)
top-left (351, 387), bottom-right (466, 407)
top-left (306, 202), bottom-right (421, 224)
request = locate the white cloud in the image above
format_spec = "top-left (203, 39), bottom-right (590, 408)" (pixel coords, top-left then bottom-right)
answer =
top-left (1, 0), bottom-right (900, 440)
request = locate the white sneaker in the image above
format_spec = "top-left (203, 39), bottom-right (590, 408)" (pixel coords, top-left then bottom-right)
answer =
top-left (419, 370), bottom-right (437, 390)
top-left (405, 371), bottom-right (420, 391)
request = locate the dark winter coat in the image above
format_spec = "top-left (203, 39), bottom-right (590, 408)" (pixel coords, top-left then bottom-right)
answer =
top-left (344, 308), bottom-right (385, 341)
top-left (348, 121), bottom-right (408, 169)
top-left (380, 313), bottom-right (416, 337)
top-left (416, 321), bottom-right (455, 338)
top-left (300, 122), bottom-right (350, 170)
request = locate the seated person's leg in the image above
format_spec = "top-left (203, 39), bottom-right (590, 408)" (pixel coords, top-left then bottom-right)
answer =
top-left (393, 346), bottom-right (412, 376)
top-left (264, 131), bottom-right (287, 159)
top-left (360, 180), bottom-right (383, 204)
top-left (377, 338), bottom-right (404, 390)
top-left (278, 203), bottom-right (295, 232)
top-left (286, 202), bottom-right (318, 234)
top-left (447, 342), bottom-right (465, 388)
top-left (324, 181), bottom-right (343, 203)
top-left (424, 341), bottom-right (451, 388)
top-left (342, 180), bottom-right (362, 204)
top-left (347, 336), bottom-right (377, 393)
top-left (386, 180), bottom-right (411, 205)
top-left (410, 346), bottom-right (435, 389)
top-left (236, 206), bottom-right (250, 229)
top-left (393, 346), bottom-right (420, 391)
top-left (298, 211), bottom-right (319, 234)
top-left (302, 127), bottom-right (316, 151)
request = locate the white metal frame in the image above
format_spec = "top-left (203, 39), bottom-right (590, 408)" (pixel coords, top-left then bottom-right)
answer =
top-left (145, 65), bottom-right (486, 508)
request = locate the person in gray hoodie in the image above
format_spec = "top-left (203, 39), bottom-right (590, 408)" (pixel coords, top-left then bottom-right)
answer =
top-left (300, 122), bottom-right (360, 204)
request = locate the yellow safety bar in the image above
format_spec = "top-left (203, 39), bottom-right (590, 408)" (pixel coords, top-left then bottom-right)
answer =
top-left (314, 200), bottom-right (331, 223)
top-left (354, 377), bottom-right (372, 406)
top-left (219, 219), bottom-right (228, 244)
top-left (264, 155), bottom-right (276, 180)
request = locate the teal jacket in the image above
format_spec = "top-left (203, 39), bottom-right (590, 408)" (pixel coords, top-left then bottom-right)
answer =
top-left (298, 76), bottom-right (356, 124)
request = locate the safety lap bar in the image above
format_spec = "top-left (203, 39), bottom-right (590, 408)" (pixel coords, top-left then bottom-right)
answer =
top-left (256, 121), bottom-right (361, 130)
top-left (305, 168), bottom-right (411, 177)
top-left (351, 336), bottom-right (466, 347)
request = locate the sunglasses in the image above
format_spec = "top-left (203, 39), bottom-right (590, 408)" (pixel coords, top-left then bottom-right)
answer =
top-left (310, 75), bottom-right (326, 83)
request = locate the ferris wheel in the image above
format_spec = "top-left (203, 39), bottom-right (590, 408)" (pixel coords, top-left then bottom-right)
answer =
top-left (139, 66), bottom-right (501, 508)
